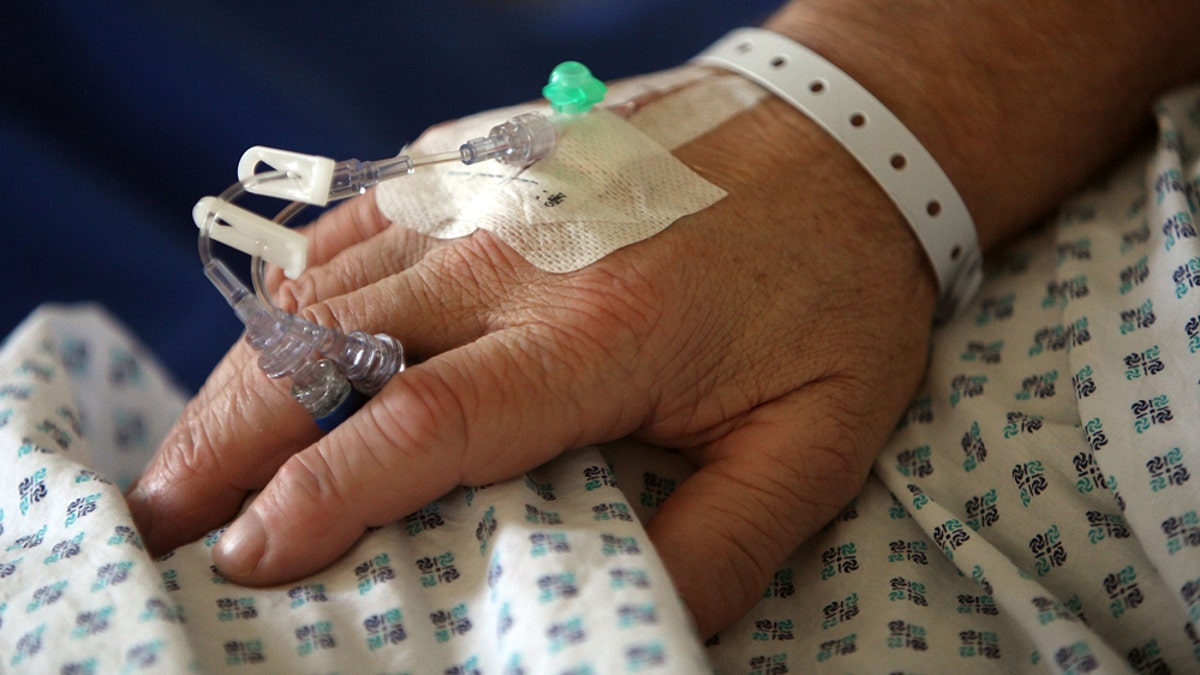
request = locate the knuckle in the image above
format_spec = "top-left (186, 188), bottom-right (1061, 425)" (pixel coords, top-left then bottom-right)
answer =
top-left (296, 285), bottom-right (399, 339)
top-left (279, 261), bottom-right (371, 317)
top-left (155, 413), bottom-right (217, 489)
top-left (808, 376), bottom-right (877, 472)
top-left (277, 274), bottom-right (319, 313)
top-left (713, 466), bottom-right (806, 555)
top-left (691, 497), bottom-right (784, 605)
top-left (367, 370), bottom-right (471, 475)
top-left (159, 373), bottom-right (263, 488)
top-left (265, 450), bottom-right (353, 525)
top-left (426, 236), bottom-right (516, 315)
top-left (296, 300), bottom-right (345, 333)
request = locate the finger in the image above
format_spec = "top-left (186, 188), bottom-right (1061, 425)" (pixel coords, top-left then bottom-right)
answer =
top-left (262, 192), bottom-right (389, 290)
top-left (303, 191), bottom-right (398, 268)
top-left (125, 340), bottom-right (323, 556)
top-left (127, 233), bottom-right (530, 555)
top-left (265, 191), bottom-right (439, 298)
top-left (129, 198), bottom-right (400, 551)
top-left (645, 379), bottom-right (877, 638)
top-left (211, 322), bottom-right (645, 585)
top-left (274, 224), bottom-right (427, 313)
top-left (294, 230), bottom-right (536, 358)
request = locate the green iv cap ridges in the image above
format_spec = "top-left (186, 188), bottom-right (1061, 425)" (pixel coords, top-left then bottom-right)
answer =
top-left (542, 61), bottom-right (606, 114)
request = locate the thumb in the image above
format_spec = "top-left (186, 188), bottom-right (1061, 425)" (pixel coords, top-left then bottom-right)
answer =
top-left (644, 383), bottom-right (872, 638)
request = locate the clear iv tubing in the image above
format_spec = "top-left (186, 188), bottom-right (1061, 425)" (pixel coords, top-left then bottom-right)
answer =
top-left (203, 110), bottom-right (563, 418)
top-left (245, 113), bottom-right (561, 350)
top-left (198, 170), bottom-right (404, 419)
top-left (248, 150), bottom-right (462, 310)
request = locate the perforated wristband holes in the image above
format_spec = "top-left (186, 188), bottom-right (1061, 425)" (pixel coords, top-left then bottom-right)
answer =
top-left (698, 29), bottom-right (983, 316)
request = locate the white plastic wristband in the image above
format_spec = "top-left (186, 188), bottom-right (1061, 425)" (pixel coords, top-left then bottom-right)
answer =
top-left (694, 28), bottom-right (982, 320)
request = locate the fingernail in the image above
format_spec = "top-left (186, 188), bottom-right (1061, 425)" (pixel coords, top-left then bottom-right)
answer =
top-left (214, 508), bottom-right (266, 579)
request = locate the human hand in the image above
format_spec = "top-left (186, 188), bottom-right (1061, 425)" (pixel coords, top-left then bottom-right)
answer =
top-left (125, 93), bottom-right (938, 637)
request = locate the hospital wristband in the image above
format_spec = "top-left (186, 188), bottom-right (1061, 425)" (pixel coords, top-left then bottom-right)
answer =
top-left (694, 28), bottom-right (983, 321)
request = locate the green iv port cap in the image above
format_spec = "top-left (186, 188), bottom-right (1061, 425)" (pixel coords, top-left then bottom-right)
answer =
top-left (542, 61), bottom-right (607, 114)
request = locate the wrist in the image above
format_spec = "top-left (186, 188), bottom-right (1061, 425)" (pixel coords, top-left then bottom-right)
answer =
top-left (673, 88), bottom-right (939, 323)
top-left (693, 26), bottom-right (979, 318)
top-left (763, 0), bottom-right (1200, 253)
top-left (762, 4), bottom-right (998, 243)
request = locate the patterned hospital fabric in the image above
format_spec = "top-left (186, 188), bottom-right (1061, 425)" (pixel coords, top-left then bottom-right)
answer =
top-left (1, 85), bottom-right (1198, 673)
top-left (0, 309), bottom-right (706, 674)
top-left (694, 84), bottom-right (1200, 673)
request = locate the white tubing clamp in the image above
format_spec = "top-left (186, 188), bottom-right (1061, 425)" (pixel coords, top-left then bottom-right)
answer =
top-left (193, 196), bottom-right (308, 279)
top-left (694, 28), bottom-right (983, 320)
top-left (238, 146), bottom-right (337, 207)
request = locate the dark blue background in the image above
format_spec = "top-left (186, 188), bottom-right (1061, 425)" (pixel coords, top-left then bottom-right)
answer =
top-left (0, 1), bottom-right (782, 391)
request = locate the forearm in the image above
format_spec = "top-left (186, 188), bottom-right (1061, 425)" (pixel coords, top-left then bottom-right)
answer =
top-left (764, 0), bottom-right (1200, 251)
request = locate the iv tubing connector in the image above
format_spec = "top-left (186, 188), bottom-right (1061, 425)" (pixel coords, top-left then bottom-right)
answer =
top-left (326, 155), bottom-right (415, 202)
top-left (279, 319), bottom-right (404, 395)
top-left (290, 359), bottom-right (354, 418)
top-left (203, 259), bottom-right (354, 417)
top-left (460, 111), bottom-right (556, 165)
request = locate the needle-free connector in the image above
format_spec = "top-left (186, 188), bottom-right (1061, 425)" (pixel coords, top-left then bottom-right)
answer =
top-left (204, 259), bottom-right (352, 418)
top-left (203, 258), bottom-right (403, 417)
top-left (280, 321), bottom-right (404, 396)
